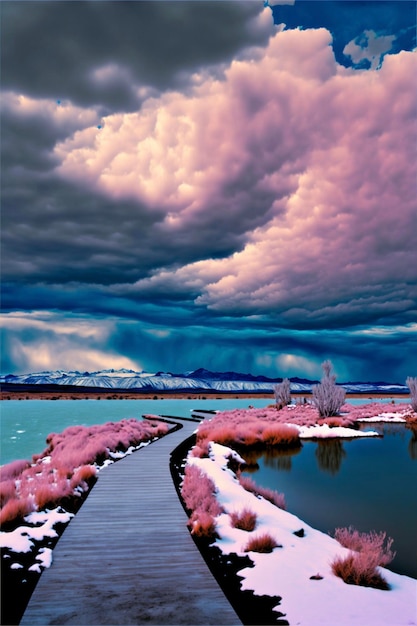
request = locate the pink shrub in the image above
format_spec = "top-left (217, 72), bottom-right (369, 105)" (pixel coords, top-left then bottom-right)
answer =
top-left (239, 475), bottom-right (286, 510)
top-left (0, 480), bottom-right (16, 507)
top-left (71, 464), bottom-right (97, 485)
top-left (332, 526), bottom-right (395, 590)
top-left (334, 526), bottom-right (395, 567)
top-left (181, 464), bottom-right (223, 540)
top-left (0, 497), bottom-right (35, 526)
top-left (181, 465), bottom-right (223, 517)
top-left (189, 511), bottom-right (217, 539)
top-left (190, 444), bottom-right (209, 458)
top-left (34, 478), bottom-right (73, 510)
top-left (230, 507), bottom-right (257, 532)
top-left (261, 424), bottom-right (300, 447)
top-left (331, 552), bottom-right (390, 590)
top-left (209, 425), bottom-right (239, 447)
top-left (234, 428), bottom-right (261, 447)
top-left (0, 459), bottom-right (31, 481)
top-left (244, 533), bottom-right (280, 553)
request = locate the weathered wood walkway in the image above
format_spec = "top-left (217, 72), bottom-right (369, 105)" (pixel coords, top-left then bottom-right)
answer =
top-left (21, 418), bottom-right (241, 626)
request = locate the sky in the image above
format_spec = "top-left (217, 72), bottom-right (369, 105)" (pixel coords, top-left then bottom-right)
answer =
top-left (1, 0), bottom-right (416, 382)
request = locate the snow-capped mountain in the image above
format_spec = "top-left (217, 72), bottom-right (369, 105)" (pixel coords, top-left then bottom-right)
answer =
top-left (0, 368), bottom-right (409, 394)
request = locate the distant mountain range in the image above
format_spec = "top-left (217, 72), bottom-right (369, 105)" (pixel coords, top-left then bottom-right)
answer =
top-left (0, 368), bottom-right (409, 395)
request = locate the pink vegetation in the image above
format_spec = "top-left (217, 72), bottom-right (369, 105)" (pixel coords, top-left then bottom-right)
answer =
top-left (0, 418), bottom-right (169, 527)
top-left (34, 418), bottom-right (169, 467)
top-left (340, 402), bottom-right (414, 420)
top-left (230, 507), bottom-right (257, 532)
top-left (332, 526), bottom-right (395, 590)
top-left (194, 401), bottom-right (417, 458)
top-left (195, 406), bottom-right (305, 456)
top-left (244, 532), bottom-right (280, 553)
top-left (238, 475), bottom-right (286, 510)
top-left (181, 464), bottom-right (223, 539)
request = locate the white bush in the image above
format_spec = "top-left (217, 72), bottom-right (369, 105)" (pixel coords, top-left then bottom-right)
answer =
top-left (406, 376), bottom-right (417, 411)
top-left (274, 378), bottom-right (291, 408)
top-left (312, 360), bottom-right (345, 417)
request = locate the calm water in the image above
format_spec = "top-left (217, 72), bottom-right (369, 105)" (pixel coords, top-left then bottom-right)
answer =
top-left (0, 398), bottom-right (268, 465)
top-left (242, 422), bottom-right (417, 578)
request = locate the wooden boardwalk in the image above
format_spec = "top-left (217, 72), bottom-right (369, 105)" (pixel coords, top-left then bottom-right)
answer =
top-left (21, 418), bottom-right (241, 626)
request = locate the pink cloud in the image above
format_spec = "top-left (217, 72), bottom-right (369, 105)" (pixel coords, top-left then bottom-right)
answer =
top-left (55, 28), bottom-right (416, 325)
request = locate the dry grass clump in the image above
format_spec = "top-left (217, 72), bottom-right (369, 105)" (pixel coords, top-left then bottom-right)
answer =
top-left (239, 475), bottom-right (286, 510)
top-left (244, 532), bottom-right (280, 553)
top-left (181, 464), bottom-right (223, 540)
top-left (332, 526), bottom-right (395, 590)
top-left (230, 507), bottom-right (257, 532)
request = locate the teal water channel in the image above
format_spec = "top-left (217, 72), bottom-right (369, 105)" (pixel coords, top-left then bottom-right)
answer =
top-left (242, 422), bottom-right (417, 578)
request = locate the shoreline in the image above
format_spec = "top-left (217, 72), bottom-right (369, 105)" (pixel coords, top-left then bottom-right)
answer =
top-left (0, 390), bottom-right (409, 401)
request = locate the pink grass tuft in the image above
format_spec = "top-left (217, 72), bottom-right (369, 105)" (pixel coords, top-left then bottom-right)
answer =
top-left (181, 465), bottom-right (223, 517)
top-left (230, 507), bottom-right (257, 532)
top-left (334, 526), bottom-right (395, 567)
top-left (0, 480), bottom-right (17, 507)
top-left (239, 475), bottom-right (286, 510)
top-left (331, 552), bottom-right (390, 590)
top-left (0, 497), bottom-right (35, 526)
top-left (261, 424), bottom-right (300, 447)
top-left (332, 526), bottom-right (395, 590)
top-left (244, 532), bottom-right (280, 553)
top-left (0, 459), bottom-right (31, 481)
top-left (189, 511), bottom-right (217, 539)
top-left (181, 463), bottom-right (223, 540)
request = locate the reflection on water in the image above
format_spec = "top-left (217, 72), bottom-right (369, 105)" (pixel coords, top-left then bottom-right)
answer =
top-left (240, 445), bottom-right (301, 472)
top-left (264, 446), bottom-right (301, 471)
top-left (242, 423), bottom-right (417, 578)
top-left (315, 439), bottom-right (346, 475)
top-left (407, 426), bottom-right (417, 460)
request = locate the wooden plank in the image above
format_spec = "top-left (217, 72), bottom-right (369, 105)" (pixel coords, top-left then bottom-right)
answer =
top-left (21, 420), bottom-right (241, 625)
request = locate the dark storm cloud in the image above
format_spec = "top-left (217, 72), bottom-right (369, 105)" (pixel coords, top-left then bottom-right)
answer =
top-left (1, 163), bottom-right (257, 286)
top-left (1, 0), bottom-right (271, 113)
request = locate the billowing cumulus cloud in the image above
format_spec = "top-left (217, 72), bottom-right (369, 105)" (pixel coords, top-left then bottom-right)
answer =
top-left (54, 29), bottom-right (415, 328)
top-left (1, 2), bottom-right (416, 381)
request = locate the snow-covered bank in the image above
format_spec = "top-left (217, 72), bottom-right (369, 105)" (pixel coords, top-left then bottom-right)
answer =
top-left (188, 443), bottom-right (417, 626)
